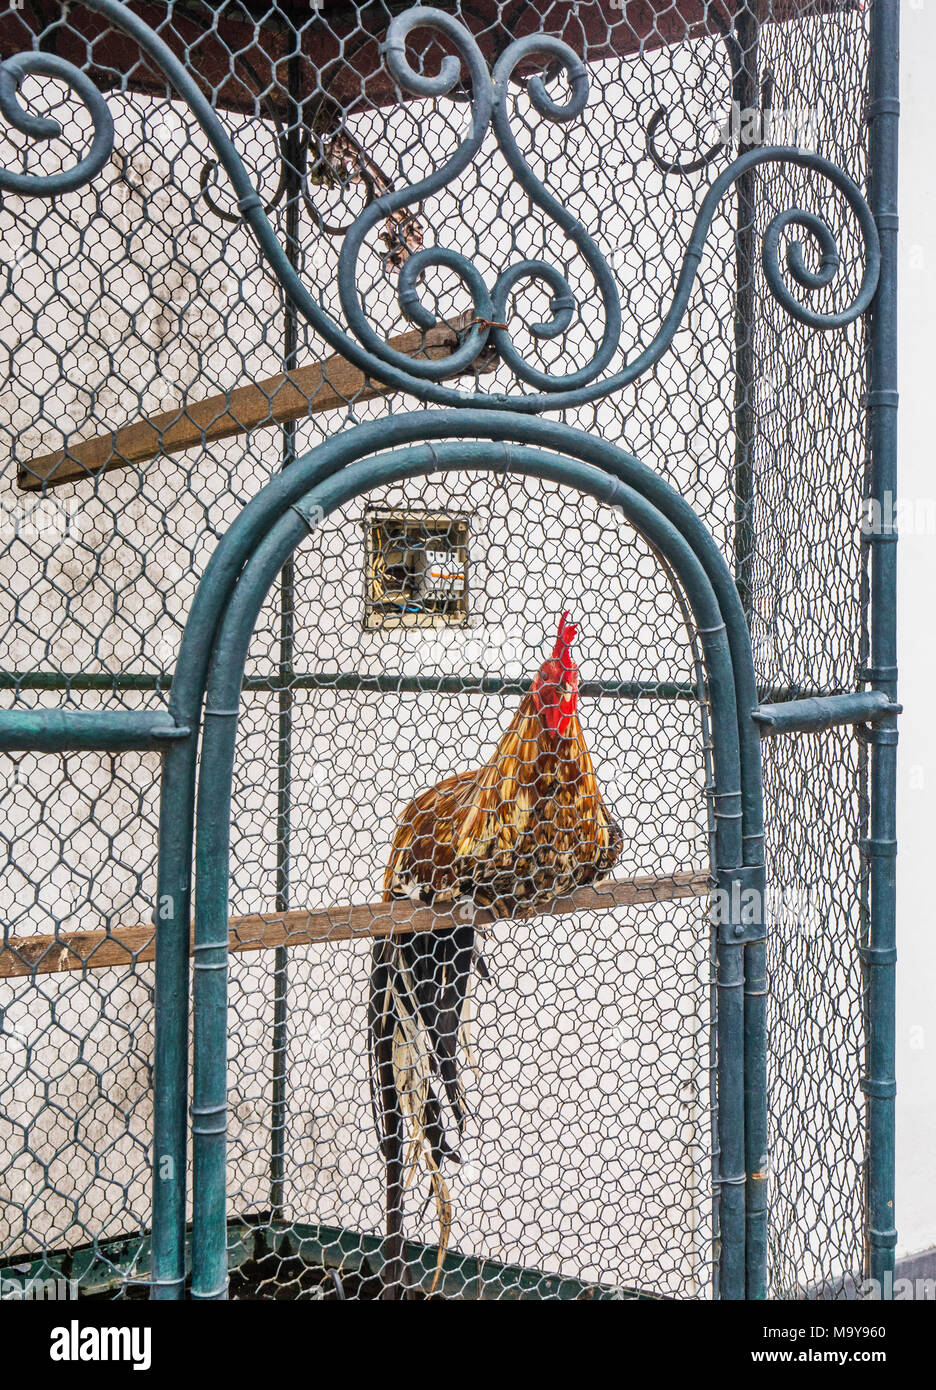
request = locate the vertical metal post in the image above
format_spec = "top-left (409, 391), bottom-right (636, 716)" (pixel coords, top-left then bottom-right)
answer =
top-left (743, 926), bottom-right (768, 1299)
top-left (728, 3), bottom-right (770, 1301)
top-left (151, 739), bottom-right (197, 1298)
top-left (731, 3), bottom-right (762, 622)
top-left (716, 934), bottom-right (747, 1300)
top-left (706, 591), bottom-right (747, 1303)
top-left (269, 50), bottom-right (303, 1225)
top-left (191, 707), bottom-right (239, 1299)
top-left (862, 0), bottom-right (899, 1296)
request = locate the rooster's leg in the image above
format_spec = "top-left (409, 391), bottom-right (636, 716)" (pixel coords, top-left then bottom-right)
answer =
top-left (369, 940), bottom-right (407, 1299)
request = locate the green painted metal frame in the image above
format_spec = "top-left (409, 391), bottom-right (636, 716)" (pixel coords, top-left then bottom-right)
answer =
top-left (0, 385), bottom-right (899, 1298)
top-left (864, 0), bottom-right (900, 1297)
top-left (140, 413), bottom-right (765, 1299)
top-left (0, 0), bottom-right (899, 1303)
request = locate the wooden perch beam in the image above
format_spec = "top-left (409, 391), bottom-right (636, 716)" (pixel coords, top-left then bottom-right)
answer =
top-left (0, 868), bottom-right (709, 980)
top-left (19, 313), bottom-right (489, 491)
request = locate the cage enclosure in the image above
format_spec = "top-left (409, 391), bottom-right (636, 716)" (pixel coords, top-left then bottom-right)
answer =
top-left (0, 0), bottom-right (898, 1301)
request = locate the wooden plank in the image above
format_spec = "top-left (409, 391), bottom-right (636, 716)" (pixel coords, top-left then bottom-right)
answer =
top-left (0, 868), bottom-right (709, 980)
top-left (19, 313), bottom-right (490, 491)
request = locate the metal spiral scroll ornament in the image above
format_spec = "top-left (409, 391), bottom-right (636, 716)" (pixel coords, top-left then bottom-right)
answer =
top-left (644, 15), bottom-right (743, 177)
top-left (0, 1), bottom-right (881, 412)
top-left (338, 6), bottom-right (622, 391)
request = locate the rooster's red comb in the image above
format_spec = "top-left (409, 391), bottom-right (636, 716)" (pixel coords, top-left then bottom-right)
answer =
top-left (551, 610), bottom-right (577, 670)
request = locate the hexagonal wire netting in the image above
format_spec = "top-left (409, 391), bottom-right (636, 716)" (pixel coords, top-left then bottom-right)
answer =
top-left (0, 1), bottom-right (873, 1298)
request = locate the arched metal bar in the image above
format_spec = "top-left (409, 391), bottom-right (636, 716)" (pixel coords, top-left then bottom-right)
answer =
top-left (153, 413), bottom-right (765, 1300)
top-left (168, 413), bottom-right (762, 838)
top-left (177, 441), bottom-right (761, 1301)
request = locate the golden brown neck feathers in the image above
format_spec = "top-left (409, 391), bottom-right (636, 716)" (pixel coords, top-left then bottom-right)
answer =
top-left (482, 691), bottom-right (600, 809)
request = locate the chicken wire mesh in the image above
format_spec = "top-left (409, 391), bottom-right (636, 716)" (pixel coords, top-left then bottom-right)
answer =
top-left (0, 0), bottom-right (880, 1299)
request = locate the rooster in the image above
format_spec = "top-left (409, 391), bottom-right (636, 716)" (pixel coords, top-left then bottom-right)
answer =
top-left (368, 613), bottom-right (622, 1297)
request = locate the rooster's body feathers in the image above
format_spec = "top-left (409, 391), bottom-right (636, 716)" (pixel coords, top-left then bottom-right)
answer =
top-left (383, 697), bottom-right (621, 915)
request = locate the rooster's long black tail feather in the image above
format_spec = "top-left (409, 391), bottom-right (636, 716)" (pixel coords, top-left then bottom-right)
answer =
top-left (368, 923), bottom-right (477, 1296)
top-left (400, 924), bottom-right (475, 1142)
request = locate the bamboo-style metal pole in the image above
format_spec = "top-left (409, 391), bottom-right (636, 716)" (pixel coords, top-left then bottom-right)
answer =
top-left (268, 52), bottom-right (302, 1232)
top-left (150, 739), bottom-right (197, 1300)
top-left (191, 703), bottom-right (238, 1300)
top-left (863, 0), bottom-right (900, 1298)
